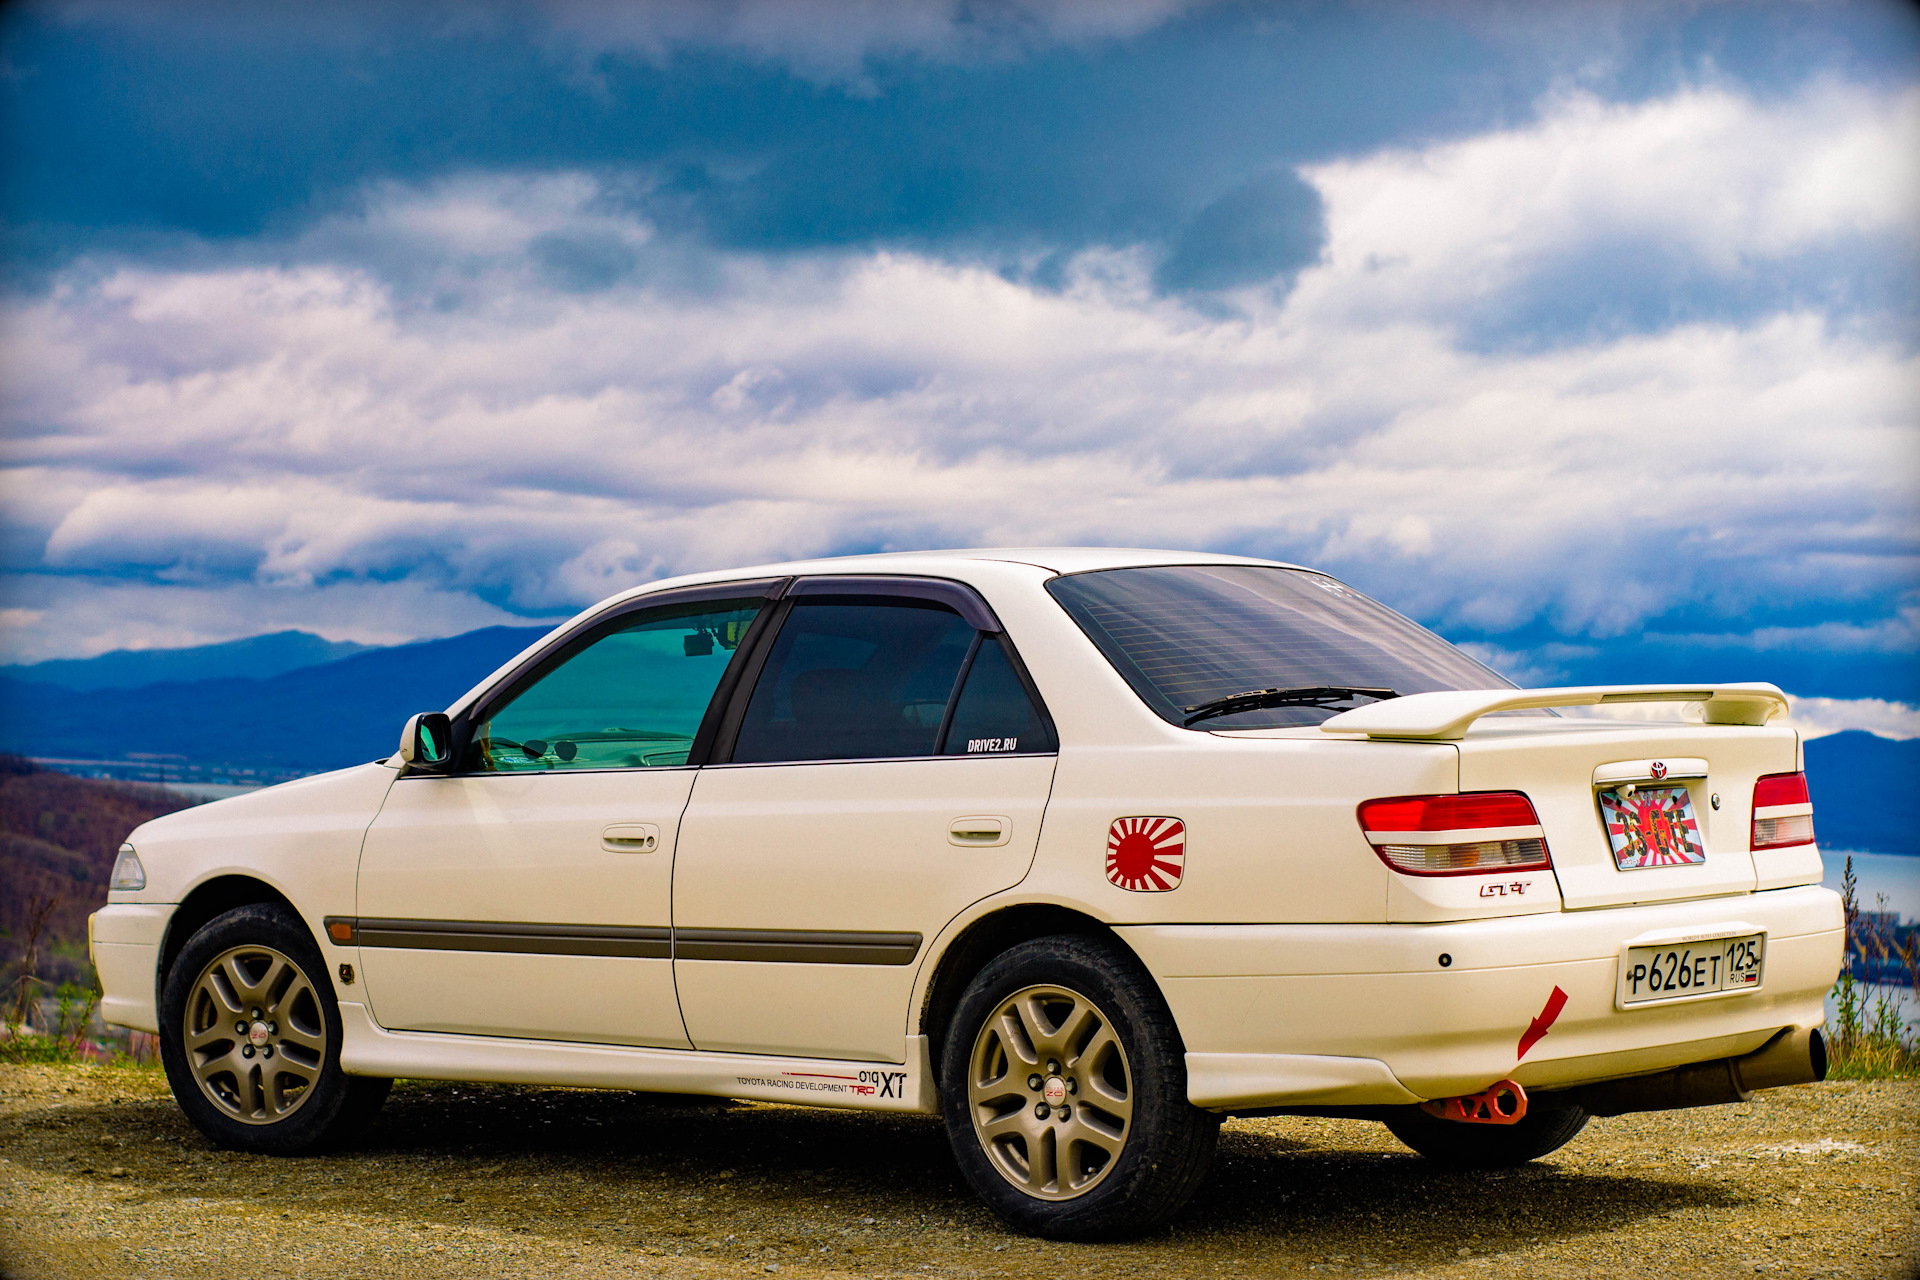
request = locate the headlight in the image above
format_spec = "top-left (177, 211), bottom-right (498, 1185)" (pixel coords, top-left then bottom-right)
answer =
top-left (110, 844), bottom-right (147, 891)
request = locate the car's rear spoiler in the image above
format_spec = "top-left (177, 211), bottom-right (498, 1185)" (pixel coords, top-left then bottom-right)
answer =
top-left (1318, 683), bottom-right (1789, 742)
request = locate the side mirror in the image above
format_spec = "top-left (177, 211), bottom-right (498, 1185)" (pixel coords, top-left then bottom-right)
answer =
top-left (395, 712), bottom-right (453, 771)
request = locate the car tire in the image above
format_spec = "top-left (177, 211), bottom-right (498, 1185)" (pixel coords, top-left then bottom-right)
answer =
top-left (939, 934), bottom-right (1219, 1241)
top-left (159, 903), bottom-right (391, 1154)
top-left (1381, 1098), bottom-right (1590, 1168)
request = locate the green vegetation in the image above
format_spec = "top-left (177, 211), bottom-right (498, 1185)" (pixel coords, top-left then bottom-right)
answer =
top-left (1824, 855), bottom-right (1918, 1079)
top-left (4, 967), bottom-right (102, 1065)
top-left (3, 884), bottom-right (104, 1065)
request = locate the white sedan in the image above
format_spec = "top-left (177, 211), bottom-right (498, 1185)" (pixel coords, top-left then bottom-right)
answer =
top-left (91, 549), bottom-right (1841, 1239)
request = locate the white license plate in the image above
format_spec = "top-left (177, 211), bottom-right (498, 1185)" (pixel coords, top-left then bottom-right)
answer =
top-left (1620, 933), bottom-right (1765, 1007)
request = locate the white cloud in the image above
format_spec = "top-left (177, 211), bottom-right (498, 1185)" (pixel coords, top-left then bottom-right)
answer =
top-left (1, 80), bottom-right (1914, 667)
top-left (1454, 641), bottom-right (1601, 688)
top-left (0, 574), bottom-right (547, 663)
top-left (1784, 694), bottom-right (1920, 742)
top-left (1297, 81), bottom-right (1920, 324)
top-left (1662, 606), bottom-right (1920, 655)
top-left (1555, 693), bottom-right (1920, 742)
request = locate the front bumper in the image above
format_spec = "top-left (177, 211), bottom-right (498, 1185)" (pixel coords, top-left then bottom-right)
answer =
top-left (89, 904), bottom-right (173, 1034)
top-left (1117, 884), bottom-right (1842, 1109)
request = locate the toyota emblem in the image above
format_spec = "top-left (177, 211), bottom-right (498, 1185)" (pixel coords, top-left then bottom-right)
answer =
top-left (1650, 761), bottom-right (1668, 780)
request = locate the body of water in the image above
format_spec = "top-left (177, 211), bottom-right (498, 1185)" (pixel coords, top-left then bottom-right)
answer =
top-left (1820, 849), bottom-right (1920, 921)
top-left (1825, 982), bottom-right (1917, 1038)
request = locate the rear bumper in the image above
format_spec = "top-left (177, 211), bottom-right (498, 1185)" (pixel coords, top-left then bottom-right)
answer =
top-left (89, 904), bottom-right (172, 1034)
top-left (1117, 885), bottom-right (1842, 1109)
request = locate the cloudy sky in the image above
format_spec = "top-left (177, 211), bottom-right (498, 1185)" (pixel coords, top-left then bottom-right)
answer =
top-left (1, 1), bottom-right (1916, 724)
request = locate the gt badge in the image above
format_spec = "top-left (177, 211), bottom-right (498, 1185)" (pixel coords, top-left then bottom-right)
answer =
top-left (1106, 817), bottom-right (1186, 892)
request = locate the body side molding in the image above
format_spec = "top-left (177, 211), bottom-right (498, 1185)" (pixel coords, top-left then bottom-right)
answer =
top-left (329, 917), bottom-right (921, 966)
top-left (671, 928), bottom-right (923, 965)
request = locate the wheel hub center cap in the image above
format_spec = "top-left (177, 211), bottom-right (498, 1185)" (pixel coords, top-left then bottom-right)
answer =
top-left (247, 1021), bottom-right (271, 1047)
top-left (1042, 1076), bottom-right (1068, 1105)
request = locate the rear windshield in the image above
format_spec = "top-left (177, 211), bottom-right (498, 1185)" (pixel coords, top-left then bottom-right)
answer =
top-left (1046, 565), bottom-right (1512, 729)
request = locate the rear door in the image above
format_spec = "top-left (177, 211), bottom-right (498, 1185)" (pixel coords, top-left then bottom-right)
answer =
top-left (672, 578), bottom-right (1058, 1062)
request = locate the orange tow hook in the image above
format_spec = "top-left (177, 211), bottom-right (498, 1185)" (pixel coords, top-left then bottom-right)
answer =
top-left (1419, 1078), bottom-right (1528, 1125)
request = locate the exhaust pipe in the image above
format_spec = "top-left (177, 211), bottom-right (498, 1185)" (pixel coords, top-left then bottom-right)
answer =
top-left (1567, 1027), bottom-right (1826, 1118)
top-left (1735, 1025), bottom-right (1829, 1091)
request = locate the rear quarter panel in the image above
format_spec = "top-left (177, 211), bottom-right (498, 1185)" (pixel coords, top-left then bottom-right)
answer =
top-left (1024, 736), bottom-right (1457, 924)
top-left (969, 561), bottom-right (1479, 925)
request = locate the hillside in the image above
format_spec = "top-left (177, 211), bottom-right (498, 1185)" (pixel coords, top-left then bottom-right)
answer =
top-left (0, 625), bottom-right (549, 777)
top-left (0, 756), bottom-right (191, 988)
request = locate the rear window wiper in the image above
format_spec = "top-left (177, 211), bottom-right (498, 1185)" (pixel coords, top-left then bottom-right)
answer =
top-left (1182, 685), bottom-right (1399, 727)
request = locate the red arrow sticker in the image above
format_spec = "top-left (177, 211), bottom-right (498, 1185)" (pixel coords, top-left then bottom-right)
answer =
top-left (1517, 986), bottom-right (1568, 1060)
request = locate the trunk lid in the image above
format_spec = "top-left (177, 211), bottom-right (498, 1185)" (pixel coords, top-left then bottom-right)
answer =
top-left (1455, 719), bottom-right (1799, 909)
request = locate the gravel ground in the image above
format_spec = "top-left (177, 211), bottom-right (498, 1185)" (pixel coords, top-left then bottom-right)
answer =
top-left (0, 1064), bottom-right (1914, 1279)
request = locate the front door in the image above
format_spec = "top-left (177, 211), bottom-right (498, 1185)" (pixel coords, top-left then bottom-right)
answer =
top-left (673, 588), bottom-right (1059, 1061)
top-left (356, 592), bottom-right (769, 1047)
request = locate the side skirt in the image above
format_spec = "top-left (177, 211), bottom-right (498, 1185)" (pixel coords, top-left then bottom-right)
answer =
top-left (335, 1001), bottom-right (939, 1114)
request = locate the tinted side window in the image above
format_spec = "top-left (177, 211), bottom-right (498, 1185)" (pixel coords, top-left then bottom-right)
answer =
top-left (470, 602), bottom-right (761, 772)
top-left (942, 637), bottom-right (1056, 755)
top-left (731, 600), bottom-right (975, 764)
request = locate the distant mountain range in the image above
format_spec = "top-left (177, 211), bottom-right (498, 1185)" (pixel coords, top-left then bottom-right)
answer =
top-left (0, 626), bottom-right (549, 776)
top-left (1802, 731), bottom-right (1915, 861)
top-left (1, 630), bottom-right (369, 691)
top-left (0, 627), bottom-right (1910, 857)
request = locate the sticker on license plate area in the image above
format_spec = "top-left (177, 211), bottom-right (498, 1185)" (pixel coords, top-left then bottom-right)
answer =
top-left (1619, 932), bottom-right (1765, 1007)
top-left (1599, 783), bottom-right (1706, 870)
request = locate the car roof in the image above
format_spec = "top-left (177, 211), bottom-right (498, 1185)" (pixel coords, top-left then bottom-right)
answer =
top-left (601, 547), bottom-right (1311, 605)
top-left (448, 547), bottom-right (1319, 719)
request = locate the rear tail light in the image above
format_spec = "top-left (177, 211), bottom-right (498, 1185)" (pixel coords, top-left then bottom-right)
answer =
top-left (1751, 771), bottom-right (1815, 850)
top-left (1357, 792), bottom-right (1552, 876)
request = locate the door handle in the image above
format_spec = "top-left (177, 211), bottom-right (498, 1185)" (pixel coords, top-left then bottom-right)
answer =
top-left (602, 823), bottom-right (662, 853)
top-left (949, 816), bottom-right (1010, 847)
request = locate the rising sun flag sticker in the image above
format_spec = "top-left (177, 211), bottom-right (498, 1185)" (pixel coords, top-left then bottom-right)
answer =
top-left (1106, 817), bottom-right (1186, 892)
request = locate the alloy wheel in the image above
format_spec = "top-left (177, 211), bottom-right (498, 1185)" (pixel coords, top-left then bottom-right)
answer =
top-left (965, 983), bottom-right (1133, 1200)
top-left (181, 944), bottom-right (328, 1125)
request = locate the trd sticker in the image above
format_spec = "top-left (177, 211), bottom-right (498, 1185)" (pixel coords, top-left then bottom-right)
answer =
top-left (734, 1069), bottom-right (907, 1100)
top-left (735, 1074), bottom-right (851, 1095)
top-left (859, 1069), bottom-right (908, 1099)
top-left (1106, 817), bottom-right (1186, 892)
